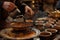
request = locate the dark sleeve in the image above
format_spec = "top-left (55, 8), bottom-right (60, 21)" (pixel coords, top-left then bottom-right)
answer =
top-left (55, 0), bottom-right (60, 10)
top-left (0, 1), bottom-right (3, 8)
top-left (22, 3), bottom-right (27, 5)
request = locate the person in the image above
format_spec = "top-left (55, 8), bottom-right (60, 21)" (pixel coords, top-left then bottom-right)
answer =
top-left (0, 1), bottom-right (16, 12)
top-left (14, 0), bottom-right (34, 19)
top-left (32, 4), bottom-right (48, 22)
top-left (0, 1), bottom-right (34, 29)
top-left (0, 1), bottom-right (16, 29)
top-left (55, 0), bottom-right (60, 10)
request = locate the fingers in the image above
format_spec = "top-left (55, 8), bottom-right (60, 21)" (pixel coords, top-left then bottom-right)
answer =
top-left (2, 2), bottom-right (16, 12)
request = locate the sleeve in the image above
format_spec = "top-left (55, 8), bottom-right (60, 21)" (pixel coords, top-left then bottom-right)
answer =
top-left (55, 0), bottom-right (60, 10)
top-left (0, 1), bottom-right (3, 8)
top-left (22, 3), bottom-right (27, 5)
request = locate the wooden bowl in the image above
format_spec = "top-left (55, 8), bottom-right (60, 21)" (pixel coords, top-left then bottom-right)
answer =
top-left (39, 31), bottom-right (52, 40)
top-left (53, 25), bottom-right (60, 30)
top-left (44, 22), bottom-right (52, 28)
top-left (45, 29), bottom-right (58, 33)
top-left (36, 25), bottom-right (44, 31)
top-left (40, 32), bottom-right (52, 37)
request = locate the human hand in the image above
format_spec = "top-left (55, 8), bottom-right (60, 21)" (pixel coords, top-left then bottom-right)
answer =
top-left (2, 1), bottom-right (16, 12)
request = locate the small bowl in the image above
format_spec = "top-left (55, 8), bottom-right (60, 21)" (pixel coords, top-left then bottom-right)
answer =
top-left (53, 25), bottom-right (60, 30)
top-left (25, 20), bottom-right (33, 23)
top-left (45, 29), bottom-right (58, 39)
top-left (39, 32), bottom-right (52, 40)
top-left (40, 32), bottom-right (52, 37)
top-left (44, 22), bottom-right (52, 28)
top-left (45, 29), bottom-right (58, 33)
top-left (36, 25), bottom-right (44, 31)
top-left (56, 22), bottom-right (60, 25)
top-left (35, 20), bottom-right (44, 25)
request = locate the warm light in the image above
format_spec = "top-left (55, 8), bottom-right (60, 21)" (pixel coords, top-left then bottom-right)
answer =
top-left (32, 5), bottom-right (35, 8)
top-left (32, 0), bottom-right (35, 3)
top-left (32, 0), bottom-right (35, 8)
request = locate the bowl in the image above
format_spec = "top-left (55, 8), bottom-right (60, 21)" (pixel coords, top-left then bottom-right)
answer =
top-left (45, 28), bottom-right (58, 40)
top-left (40, 32), bottom-right (52, 37)
top-left (53, 25), bottom-right (60, 30)
top-left (36, 25), bottom-right (44, 31)
top-left (39, 31), bottom-right (52, 40)
top-left (45, 29), bottom-right (58, 33)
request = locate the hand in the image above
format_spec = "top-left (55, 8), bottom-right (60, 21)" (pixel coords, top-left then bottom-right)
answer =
top-left (25, 6), bottom-right (34, 17)
top-left (2, 1), bottom-right (16, 12)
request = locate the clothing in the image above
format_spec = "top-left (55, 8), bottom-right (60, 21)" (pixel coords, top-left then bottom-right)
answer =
top-left (10, 0), bottom-right (26, 19)
top-left (33, 11), bottom-right (48, 21)
top-left (56, 0), bottom-right (60, 10)
top-left (39, 3), bottom-right (44, 11)
top-left (0, 1), bottom-right (26, 28)
top-left (0, 1), bottom-right (3, 8)
top-left (0, 1), bottom-right (8, 20)
top-left (15, 0), bottom-right (26, 15)
top-left (0, 1), bottom-right (8, 29)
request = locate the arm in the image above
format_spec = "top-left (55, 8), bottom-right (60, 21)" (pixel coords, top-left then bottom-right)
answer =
top-left (2, 1), bottom-right (16, 12)
top-left (0, 1), bottom-right (3, 8)
top-left (25, 6), bottom-right (34, 16)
